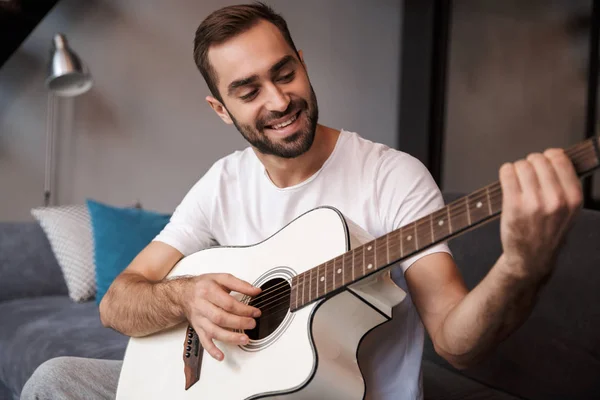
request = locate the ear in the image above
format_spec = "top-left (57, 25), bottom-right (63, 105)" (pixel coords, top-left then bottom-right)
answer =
top-left (206, 96), bottom-right (233, 125)
top-left (298, 50), bottom-right (306, 69)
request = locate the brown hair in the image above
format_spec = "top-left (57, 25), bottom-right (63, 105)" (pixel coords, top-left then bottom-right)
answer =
top-left (193, 2), bottom-right (299, 102)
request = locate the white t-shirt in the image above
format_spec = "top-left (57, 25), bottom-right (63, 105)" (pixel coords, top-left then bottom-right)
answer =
top-left (154, 129), bottom-right (452, 400)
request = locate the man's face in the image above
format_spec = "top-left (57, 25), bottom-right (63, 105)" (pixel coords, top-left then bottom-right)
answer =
top-left (207, 20), bottom-right (318, 158)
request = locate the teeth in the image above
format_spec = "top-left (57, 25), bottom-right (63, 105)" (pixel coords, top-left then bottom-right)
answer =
top-left (271, 113), bottom-right (297, 129)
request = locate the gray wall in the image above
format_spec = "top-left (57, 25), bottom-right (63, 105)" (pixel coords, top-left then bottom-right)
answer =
top-left (441, 1), bottom-right (593, 194)
top-left (0, 0), bottom-right (402, 221)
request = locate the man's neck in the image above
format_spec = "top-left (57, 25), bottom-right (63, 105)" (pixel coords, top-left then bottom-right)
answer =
top-left (253, 124), bottom-right (340, 188)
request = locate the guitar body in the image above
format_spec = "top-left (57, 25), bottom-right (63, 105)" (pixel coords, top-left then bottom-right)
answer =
top-left (116, 207), bottom-right (406, 399)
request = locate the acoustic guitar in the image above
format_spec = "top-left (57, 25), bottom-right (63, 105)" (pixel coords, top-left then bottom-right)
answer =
top-left (116, 136), bottom-right (600, 399)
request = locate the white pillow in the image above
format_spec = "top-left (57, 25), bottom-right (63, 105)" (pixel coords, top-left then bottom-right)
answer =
top-left (31, 204), bottom-right (96, 302)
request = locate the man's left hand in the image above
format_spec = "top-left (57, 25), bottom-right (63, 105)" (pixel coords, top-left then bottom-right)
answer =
top-left (498, 148), bottom-right (583, 283)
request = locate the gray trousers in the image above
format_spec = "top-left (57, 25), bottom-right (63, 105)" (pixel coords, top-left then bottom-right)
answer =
top-left (20, 357), bottom-right (122, 400)
top-left (20, 357), bottom-right (521, 400)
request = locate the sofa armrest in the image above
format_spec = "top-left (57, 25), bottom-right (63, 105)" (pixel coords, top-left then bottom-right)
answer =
top-left (0, 222), bottom-right (68, 302)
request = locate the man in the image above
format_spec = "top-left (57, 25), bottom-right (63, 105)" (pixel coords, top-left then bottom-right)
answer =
top-left (21, 2), bottom-right (583, 400)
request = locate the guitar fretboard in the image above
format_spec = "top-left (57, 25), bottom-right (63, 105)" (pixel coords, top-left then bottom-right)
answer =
top-left (289, 137), bottom-right (600, 312)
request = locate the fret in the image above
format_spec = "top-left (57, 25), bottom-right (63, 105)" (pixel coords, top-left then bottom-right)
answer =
top-left (402, 223), bottom-right (417, 256)
top-left (489, 183), bottom-right (503, 214)
top-left (291, 277), bottom-right (297, 310)
top-left (304, 271), bottom-right (310, 306)
top-left (343, 251), bottom-right (353, 285)
top-left (375, 238), bottom-right (379, 267)
top-left (300, 273), bottom-right (304, 306)
top-left (342, 254), bottom-right (346, 286)
top-left (388, 231), bottom-right (401, 264)
top-left (325, 261), bottom-right (332, 294)
top-left (364, 241), bottom-right (375, 274)
top-left (414, 222), bottom-right (419, 249)
top-left (486, 186), bottom-right (493, 215)
top-left (354, 245), bottom-right (364, 277)
top-left (386, 234), bottom-right (390, 265)
top-left (325, 260), bottom-right (333, 293)
top-left (333, 257), bottom-right (337, 290)
top-left (432, 207), bottom-right (451, 242)
top-left (416, 218), bottom-right (430, 250)
top-left (446, 204), bottom-right (453, 234)
top-left (309, 268), bottom-right (313, 302)
top-left (362, 243), bottom-right (366, 276)
top-left (324, 261), bottom-right (329, 294)
top-left (467, 191), bottom-right (490, 223)
top-left (430, 214), bottom-right (434, 243)
top-left (332, 259), bottom-right (337, 291)
top-left (352, 248), bottom-right (356, 282)
top-left (318, 263), bottom-right (324, 297)
top-left (341, 254), bottom-right (345, 287)
top-left (334, 256), bottom-right (342, 289)
top-left (450, 198), bottom-right (469, 233)
top-left (465, 197), bottom-right (472, 225)
top-left (400, 227), bottom-right (404, 258)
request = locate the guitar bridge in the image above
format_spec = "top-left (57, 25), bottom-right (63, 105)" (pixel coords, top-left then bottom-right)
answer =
top-left (182, 324), bottom-right (203, 390)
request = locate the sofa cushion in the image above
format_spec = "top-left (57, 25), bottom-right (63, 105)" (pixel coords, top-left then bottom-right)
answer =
top-left (31, 204), bottom-right (96, 303)
top-left (422, 359), bottom-right (521, 399)
top-left (87, 199), bottom-right (170, 305)
top-left (0, 296), bottom-right (129, 398)
top-left (425, 193), bottom-right (600, 400)
top-left (0, 222), bottom-right (68, 302)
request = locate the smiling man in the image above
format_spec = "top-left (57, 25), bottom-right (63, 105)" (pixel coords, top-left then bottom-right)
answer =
top-left (21, 3), bottom-right (583, 400)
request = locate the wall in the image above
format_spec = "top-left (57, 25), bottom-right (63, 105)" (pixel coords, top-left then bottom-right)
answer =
top-left (441, 0), bottom-right (594, 194)
top-left (0, 0), bottom-right (402, 221)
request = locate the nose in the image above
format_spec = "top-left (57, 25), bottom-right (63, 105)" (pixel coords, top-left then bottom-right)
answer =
top-left (264, 83), bottom-right (290, 113)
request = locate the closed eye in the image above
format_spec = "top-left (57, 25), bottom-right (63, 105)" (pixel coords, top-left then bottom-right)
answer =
top-left (240, 89), bottom-right (259, 102)
top-left (276, 72), bottom-right (295, 83)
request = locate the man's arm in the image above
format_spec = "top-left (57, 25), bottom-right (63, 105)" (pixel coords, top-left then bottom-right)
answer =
top-left (98, 241), bottom-right (189, 337)
top-left (406, 149), bottom-right (583, 369)
top-left (99, 241), bottom-right (262, 361)
top-left (406, 252), bottom-right (545, 369)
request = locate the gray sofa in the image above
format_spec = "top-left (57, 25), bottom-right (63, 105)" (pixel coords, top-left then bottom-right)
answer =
top-left (1, 194), bottom-right (599, 399)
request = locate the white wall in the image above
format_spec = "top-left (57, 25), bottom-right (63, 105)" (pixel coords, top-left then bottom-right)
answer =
top-left (0, 0), bottom-right (402, 221)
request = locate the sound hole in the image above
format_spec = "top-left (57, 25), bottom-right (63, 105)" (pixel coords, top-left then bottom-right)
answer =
top-left (246, 277), bottom-right (290, 341)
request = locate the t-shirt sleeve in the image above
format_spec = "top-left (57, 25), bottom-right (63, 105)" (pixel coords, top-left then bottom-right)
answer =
top-left (376, 149), bottom-right (453, 274)
top-left (152, 162), bottom-right (221, 256)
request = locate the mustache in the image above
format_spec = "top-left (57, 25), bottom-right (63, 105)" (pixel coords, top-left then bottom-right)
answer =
top-left (257, 98), bottom-right (308, 130)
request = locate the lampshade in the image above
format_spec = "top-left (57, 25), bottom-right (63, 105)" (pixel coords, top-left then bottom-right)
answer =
top-left (45, 33), bottom-right (92, 97)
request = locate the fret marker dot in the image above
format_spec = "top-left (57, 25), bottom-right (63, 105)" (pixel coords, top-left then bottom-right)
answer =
top-left (367, 264), bottom-right (373, 269)
top-left (439, 220), bottom-right (444, 226)
top-left (476, 201), bottom-right (483, 208)
top-left (367, 245), bottom-right (372, 251)
top-left (407, 235), bottom-right (412, 241)
top-left (337, 268), bottom-right (341, 274)
top-left (320, 276), bottom-right (325, 282)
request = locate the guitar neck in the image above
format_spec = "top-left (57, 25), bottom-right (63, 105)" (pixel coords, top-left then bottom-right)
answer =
top-left (289, 136), bottom-right (600, 312)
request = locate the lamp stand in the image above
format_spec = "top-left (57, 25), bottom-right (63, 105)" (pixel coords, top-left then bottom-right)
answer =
top-left (44, 92), bottom-right (56, 207)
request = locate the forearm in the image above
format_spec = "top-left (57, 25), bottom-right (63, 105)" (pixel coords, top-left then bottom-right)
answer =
top-left (435, 254), bottom-right (548, 369)
top-left (99, 272), bottom-right (191, 337)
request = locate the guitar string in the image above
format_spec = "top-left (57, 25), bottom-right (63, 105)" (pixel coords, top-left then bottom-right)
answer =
top-left (251, 186), bottom-right (596, 312)
top-left (249, 150), bottom-right (595, 312)
top-left (244, 144), bottom-right (596, 311)
top-left (252, 186), bottom-right (593, 313)
top-left (249, 176), bottom-right (554, 313)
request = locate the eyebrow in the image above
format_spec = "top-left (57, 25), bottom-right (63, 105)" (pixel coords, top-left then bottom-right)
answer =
top-left (227, 55), bottom-right (297, 97)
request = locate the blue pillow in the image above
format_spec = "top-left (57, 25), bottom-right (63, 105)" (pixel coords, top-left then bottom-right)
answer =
top-left (86, 199), bottom-right (171, 305)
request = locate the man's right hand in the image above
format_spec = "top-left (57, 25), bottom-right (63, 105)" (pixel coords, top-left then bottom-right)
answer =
top-left (184, 273), bottom-right (262, 361)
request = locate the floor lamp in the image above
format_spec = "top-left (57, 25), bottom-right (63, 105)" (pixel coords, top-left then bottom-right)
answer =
top-left (44, 33), bottom-right (93, 206)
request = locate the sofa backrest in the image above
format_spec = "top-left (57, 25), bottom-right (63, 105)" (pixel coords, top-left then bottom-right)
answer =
top-left (0, 222), bottom-right (68, 302)
top-left (423, 193), bottom-right (600, 399)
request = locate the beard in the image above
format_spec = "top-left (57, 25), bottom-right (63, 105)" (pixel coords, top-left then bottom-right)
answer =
top-left (229, 85), bottom-right (319, 159)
